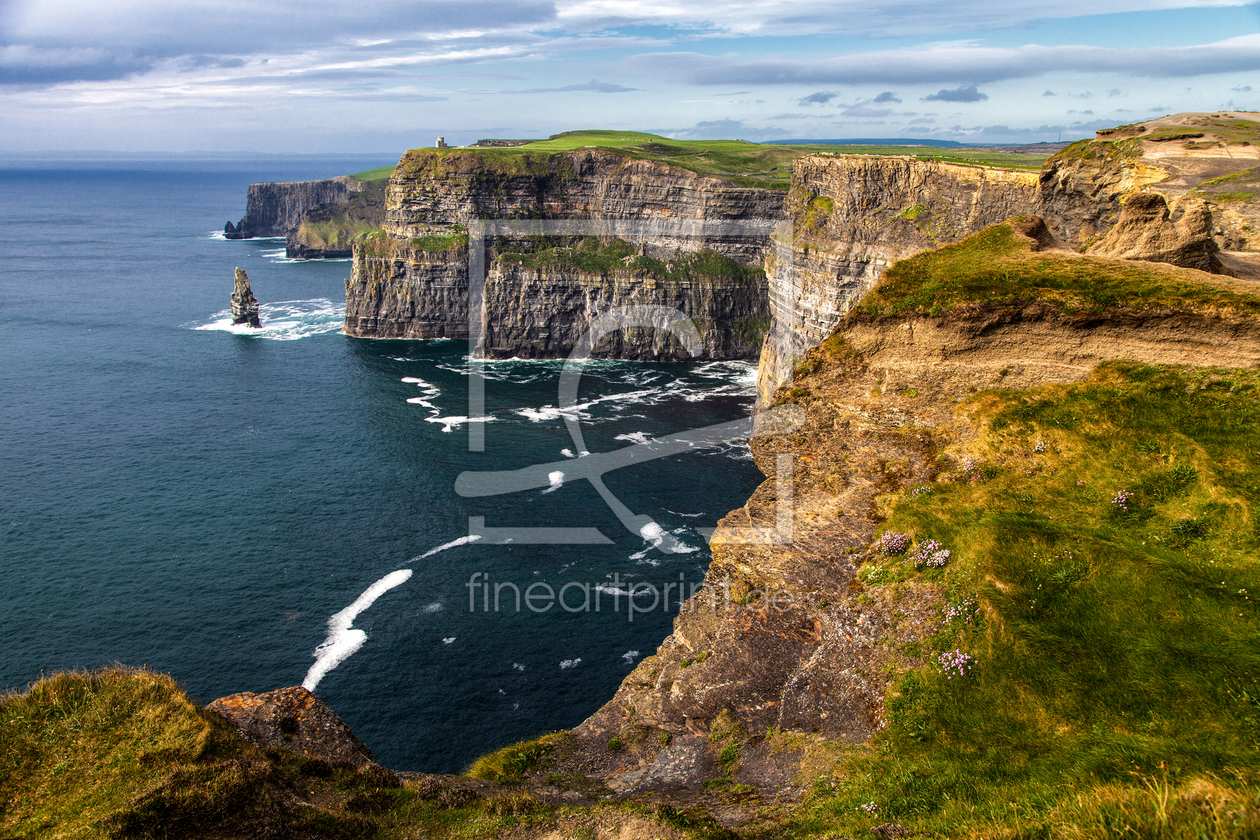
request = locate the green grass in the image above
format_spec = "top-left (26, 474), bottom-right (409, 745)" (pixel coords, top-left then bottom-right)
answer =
top-left (0, 668), bottom-right (390, 838)
top-left (464, 733), bottom-right (572, 783)
top-left (860, 217), bottom-right (1260, 317)
top-left (0, 668), bottom-right (595, 839)
top-left (389, 131), bottom-right (1049, 190)
top-left (496, 236), bottom-right (764, 284)
top-left (351, 164), bottom-right (397, 183)
top-left (788, 361), bottom-right (1260, 838)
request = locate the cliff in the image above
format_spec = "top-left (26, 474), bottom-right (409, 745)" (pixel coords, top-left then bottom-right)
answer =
top-left (11, 221), bottom-right (1260, 839)
top-left (343, 148), bottom-right (782, 357)
top-left (226, 176), bottom-right (358, 239)
top-left (287, 179), bottom-right (389, 259)
top-left (558, 217), bottom-right (1260, 832)
top-left (754, 111), bottom-right (1259, 402)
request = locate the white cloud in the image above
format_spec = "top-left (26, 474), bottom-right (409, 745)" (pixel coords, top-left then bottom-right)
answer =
top-left (628, 34), bottom-right (1260, 85)
top-left (554, 0), bottom-right (1252, 37)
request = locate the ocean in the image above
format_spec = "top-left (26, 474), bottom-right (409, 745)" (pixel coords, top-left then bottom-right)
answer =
top-left (0, 155), bottom-right (764, 772)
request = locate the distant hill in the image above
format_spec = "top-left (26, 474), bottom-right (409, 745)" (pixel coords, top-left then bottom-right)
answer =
top-left (769, 137), bottom-right (964, 147)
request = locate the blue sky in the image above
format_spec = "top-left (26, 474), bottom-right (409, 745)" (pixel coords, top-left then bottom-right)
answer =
top-left (0, 0), bottom-right (1257, 151)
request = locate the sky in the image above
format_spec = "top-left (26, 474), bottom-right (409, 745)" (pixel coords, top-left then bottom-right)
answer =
top-left (0, 0), bottom-right (1258, 152)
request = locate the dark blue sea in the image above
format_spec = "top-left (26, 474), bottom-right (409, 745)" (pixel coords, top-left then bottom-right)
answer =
top-left (0, 155), bottom-right (763, 772)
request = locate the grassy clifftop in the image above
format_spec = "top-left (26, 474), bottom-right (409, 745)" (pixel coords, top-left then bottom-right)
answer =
top-left (861, 217), bottom-right (1260, 318)
top-left (782, 360), bottom-right (1260, 837)
top-left (388, 131), bottom-right (1050, 190)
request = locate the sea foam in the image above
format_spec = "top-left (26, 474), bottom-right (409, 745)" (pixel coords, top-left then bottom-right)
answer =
top-left (302, 568), bottom-right (413, 692)
top-left (191, 299), bottom-right (344, 341)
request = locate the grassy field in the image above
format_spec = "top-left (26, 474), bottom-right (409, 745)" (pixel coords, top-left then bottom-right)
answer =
top-left (787, 360), bottom-right (1260, 838)
top-left (350, 163), bottom-right (398, 183)
top-left (360, 131), bottom-right (1051, 190)
top-left (860, 217), bottom-right (1260, 318)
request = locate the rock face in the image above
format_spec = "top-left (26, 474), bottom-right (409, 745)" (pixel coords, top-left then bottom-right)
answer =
top-left (207, 686), bottom-right (387, 772)
top-left (226, 177), bottom-right (357, 239)
top-left (480, 261), bottom-right (768, 360)
top-left (754, 116), bottom-right (1255, 401)
top-left (343, 148), bottom-right (782, 357)
top-left (574, 280), bottom-right (1260, 789)
top-left (1088, 192), bottom-right (1226, 273)
top-left (756, 156), bottom-right (1053, 403)
top-left (287, 180), bottom-right (389, 259)
top-left (230, 267), bottom-right (261, 328)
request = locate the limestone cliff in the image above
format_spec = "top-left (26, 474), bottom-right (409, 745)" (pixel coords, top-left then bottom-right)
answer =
top-left (754, 112), bottom-right (1259, 402)
top-left (567, 220), bottom-right (1260, 800)
top-left (344, 148), bottom-right (783, 358)
top-left (226, 176), bottom-right (358, 239)
top-left (287, 179), bottom-right (389, 259)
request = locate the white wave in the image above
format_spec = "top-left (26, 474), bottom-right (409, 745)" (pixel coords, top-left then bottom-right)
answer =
top-left (513, 663), bottom-right (526, 671)
top-left (402, 376), bottom-right (494, 432)
top-left (402, 376), bottom-right (438, 388)
top-left (542, 470), bottom-right (565, 494)
top-left (559, 658), bottom-right (582, 669)
top-left (622, 650), bottom-right (640, 664)
top-left (302, 568), bottom-right (413, 692)
top-left (561, 448), bottom-right (575, 458)
top-left (425, 414), bottom-right (495, 433)
top-left (423, 602), bottom-right (443, 613)
top-left (514, 388), bottom-right (659, 424)
top-left (443, 637), bottom-right (457, 645)
top-left (615, 431), bottom-right (653, 445)
top-left (207, 230), bottom-right (227, 240)
top-left (191, 299), bottom-right (344, 341)
top-left (418, 534), bottom-right (482, 559)
top-left (665, 509), bottom-right (707, 519)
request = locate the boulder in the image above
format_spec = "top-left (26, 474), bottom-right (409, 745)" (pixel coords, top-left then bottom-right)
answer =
top-left (207, 685), bottom-right (392, 777)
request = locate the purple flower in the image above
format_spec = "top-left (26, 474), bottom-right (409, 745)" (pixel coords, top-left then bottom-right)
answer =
top-left (910, 539), bottom-right (951, 569)
top-left (937, 649), bottom-right (974, 679)
top-left (1111, 489), bottom-right (1134, 511)
top-left (875, 531), bottom-right (910, 556)
top-left (945, 597), bottom-right (979, 624)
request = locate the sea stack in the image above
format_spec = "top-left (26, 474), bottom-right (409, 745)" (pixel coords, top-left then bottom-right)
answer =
top-left (231, 267), bottom-right (261, 328)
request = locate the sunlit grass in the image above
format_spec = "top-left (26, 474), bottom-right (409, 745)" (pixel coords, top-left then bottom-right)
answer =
top-left (789, 361), bottom-right (1260, 837)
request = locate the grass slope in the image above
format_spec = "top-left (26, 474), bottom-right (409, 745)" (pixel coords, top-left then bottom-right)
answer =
top-left (789, 361), bottom-right (1260, 837)
top-left (861, 218), bottom-right (1260, 318)
top-left (383, 131), bottom-right (1049, 190)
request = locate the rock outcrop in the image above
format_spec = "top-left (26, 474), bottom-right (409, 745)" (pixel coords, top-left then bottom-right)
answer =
top-left (756, 156), bottom-right (1052, 403)
top-left (754, 114), bottom-right (1258, 401)
top-left (208, 685), bottom-right (393, 778)
top-left (1087, 191), bottom-right (1225, 273)
top-left (230, 267), bottom-right (261, 328)
top-left (343, 148), bottom-right (782, 356)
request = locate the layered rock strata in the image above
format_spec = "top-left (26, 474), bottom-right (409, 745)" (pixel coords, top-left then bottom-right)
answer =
top-left (226, 177), bottom-right (358, 239)
top-left (344, 149), bottom-right (783, 357)
top-left (230, 267), bottom-right (261, 328)
top-left (756, 114), bottom-right (1257, 401)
